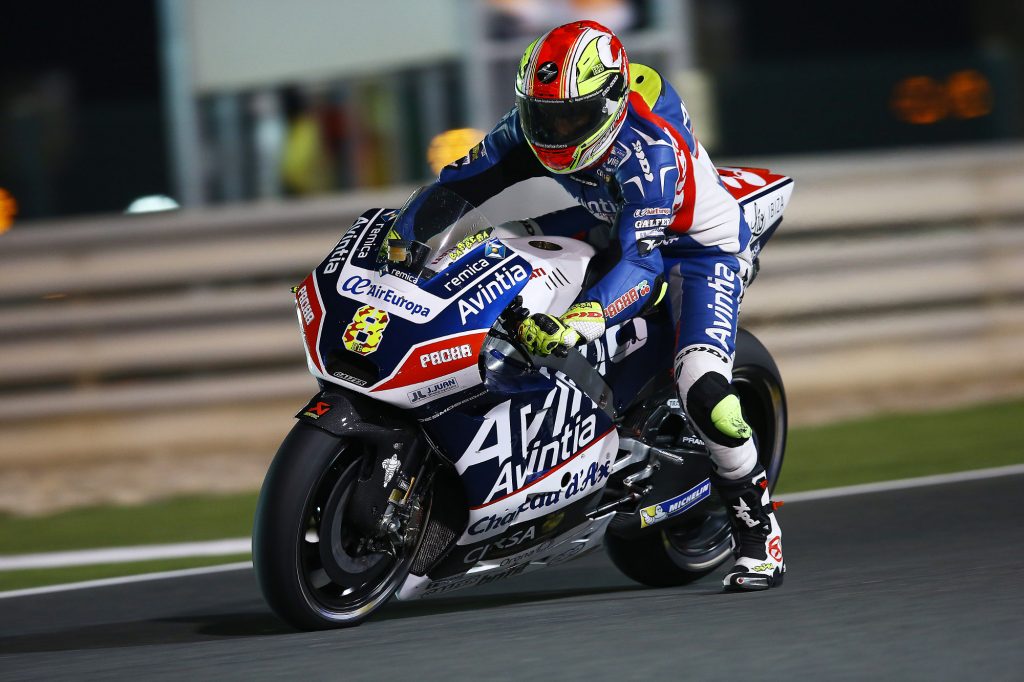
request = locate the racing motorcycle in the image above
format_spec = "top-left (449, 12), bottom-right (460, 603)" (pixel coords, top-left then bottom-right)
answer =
top-left (253, 167), bottom-right (794, 630)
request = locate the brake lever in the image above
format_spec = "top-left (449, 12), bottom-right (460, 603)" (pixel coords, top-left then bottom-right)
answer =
top-left (499, 295), bottom-right (530, 327)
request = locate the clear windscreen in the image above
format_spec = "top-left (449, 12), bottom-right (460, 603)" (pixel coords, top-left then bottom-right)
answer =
top-left (382, 186), bottom-right (493, 280)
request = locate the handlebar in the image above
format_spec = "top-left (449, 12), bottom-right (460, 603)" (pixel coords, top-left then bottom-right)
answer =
top-left (497, 296), bottom-right (574, 360)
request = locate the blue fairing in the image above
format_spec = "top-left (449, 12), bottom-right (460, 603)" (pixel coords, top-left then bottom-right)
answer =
top-left (422, 363), bottom-right (614, 510)
top-left (311, 209), bottom-right (531, 394)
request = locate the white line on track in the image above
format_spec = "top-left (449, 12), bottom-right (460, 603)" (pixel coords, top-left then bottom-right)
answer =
top-left (776, 463), bottom-right (1024, 503)
top-left (0, 463), bottom-right (1021, 599)
top-left (0, 561), bottom-right (252, 600)
top-left (0, 538), bottom-right (251, 571)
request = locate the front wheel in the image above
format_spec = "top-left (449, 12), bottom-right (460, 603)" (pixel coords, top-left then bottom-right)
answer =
top-left (252, 422), bottom-right (425, 630)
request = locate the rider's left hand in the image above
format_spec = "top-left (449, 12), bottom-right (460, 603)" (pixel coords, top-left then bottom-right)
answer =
top-left (517, 301), bottom-right (605, 356)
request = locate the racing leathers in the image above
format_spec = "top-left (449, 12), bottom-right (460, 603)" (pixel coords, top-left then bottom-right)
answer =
top-left (413, 65), bottom-right (783, 588)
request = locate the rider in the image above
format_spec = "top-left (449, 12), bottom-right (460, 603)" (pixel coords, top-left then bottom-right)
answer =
top-left (403, 21), bottom-right (783, 591)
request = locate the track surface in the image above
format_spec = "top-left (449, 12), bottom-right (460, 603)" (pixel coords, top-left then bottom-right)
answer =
top-left (2, 475), bottom-right (1023, 681)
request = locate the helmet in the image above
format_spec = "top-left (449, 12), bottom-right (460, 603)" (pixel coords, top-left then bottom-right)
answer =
top-left (515, 21), bottom-right (630, 174)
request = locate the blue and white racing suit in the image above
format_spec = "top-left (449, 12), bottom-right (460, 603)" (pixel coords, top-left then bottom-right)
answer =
top-left (427, 68), bottom-right (757, 480)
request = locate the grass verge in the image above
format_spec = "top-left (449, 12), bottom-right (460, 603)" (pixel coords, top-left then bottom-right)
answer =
top-left (0, 397), bottom-right (1021, 591)
top-left (776, 397), bottom-right (1024, 493)
top-left (0, 491), bottom-right (258, 556)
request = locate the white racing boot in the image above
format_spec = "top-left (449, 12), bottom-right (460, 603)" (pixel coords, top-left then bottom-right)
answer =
top-left (715, 466), bottom-right (784, 591)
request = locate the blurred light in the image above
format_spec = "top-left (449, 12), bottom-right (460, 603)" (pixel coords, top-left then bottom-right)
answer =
top-left (427, 128), bottom-right (486, 176)
top-left (890, 71), bottom-right (994, 125)
top-left (125, 195), bottom-right (181, 214)
top-left (0, 188), bottom-right (18, 234)
top-left (947, 70), bottom-right (993, 120)
top-left (42, 293), bottom-right (68, 300)
top-left (890, 76), bottom-right (948, 125)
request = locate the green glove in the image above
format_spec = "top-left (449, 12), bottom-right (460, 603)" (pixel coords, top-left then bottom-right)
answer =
top-left (517, 301), bottom-right (605, 357)
top-left (518, 313), bottom-right (580, 357)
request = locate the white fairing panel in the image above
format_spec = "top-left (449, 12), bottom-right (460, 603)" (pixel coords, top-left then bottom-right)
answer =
top-left (500, 236), bottom-right (595, 316)
top-left (741, 181), bottom-right (794, 241)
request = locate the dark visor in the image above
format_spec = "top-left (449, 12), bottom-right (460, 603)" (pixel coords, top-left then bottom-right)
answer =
top-left (517, 94), bottom-right (611, 147)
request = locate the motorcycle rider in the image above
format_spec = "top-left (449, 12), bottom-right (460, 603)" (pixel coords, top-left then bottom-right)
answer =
top-left (399, 21), bottom-right (783, 591)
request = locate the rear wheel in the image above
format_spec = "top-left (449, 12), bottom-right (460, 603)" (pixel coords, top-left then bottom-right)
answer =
top-left (733, 327), bottom-right (787, 490)
top-left (604, 328), bottom-right (787, 586)
top-left (253, 422), bottom-right (427, 630)
top-left (605, 506), bottom-right (734, 587)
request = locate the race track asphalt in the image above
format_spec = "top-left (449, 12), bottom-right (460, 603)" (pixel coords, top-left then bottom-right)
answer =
top-left (2, 474), bottom-right (1023, 681)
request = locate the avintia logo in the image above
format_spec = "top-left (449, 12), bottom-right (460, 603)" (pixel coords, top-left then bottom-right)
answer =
top-left (457, 264), bottom-right (529, 323)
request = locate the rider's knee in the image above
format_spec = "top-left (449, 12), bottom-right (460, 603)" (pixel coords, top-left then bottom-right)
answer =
top-left (683, 371), bottom-right (752, 449)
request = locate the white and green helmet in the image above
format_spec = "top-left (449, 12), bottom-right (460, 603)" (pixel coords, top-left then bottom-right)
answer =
top-left (515, 20), bottom-right (631, 174)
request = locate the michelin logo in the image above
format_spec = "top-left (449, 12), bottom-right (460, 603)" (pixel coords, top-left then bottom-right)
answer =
top-left (639, 479), bottom-right (711, 528)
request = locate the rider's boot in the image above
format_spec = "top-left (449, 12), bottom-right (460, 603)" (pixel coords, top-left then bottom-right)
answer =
top-left (714, 465), bottom-right (785, 591)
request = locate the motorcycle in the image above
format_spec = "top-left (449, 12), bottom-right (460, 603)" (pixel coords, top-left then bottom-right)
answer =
top-left (253, 166), bottom-right (794, 630)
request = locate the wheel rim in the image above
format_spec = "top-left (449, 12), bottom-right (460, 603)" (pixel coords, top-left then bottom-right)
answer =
top-left (294, 452), bottom-right (423, 623)
top-left (732, 365), bottom-right (786, 490)
top-left (661, 506), bottom-right (734, 571)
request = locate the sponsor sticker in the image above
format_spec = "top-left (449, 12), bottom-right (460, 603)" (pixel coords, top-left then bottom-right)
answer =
top-left (443, 258), bottom-right (493, 292)
top-left (381, 454), bottom-right (400, 487)
top-left (422, 562), bottom-right (528, 596)
top-left (456, 264), bottom-right (529, 324)
top-left (421, 344), bottom-right (474, 368)
top-left (296, 285), bottom-right (316, 325)
top-left (332, 371), bottom-right (369, 387)
top-left (633, 207), bottom-right (671, 218)
top-left (632, 140), bottom-right (654, 181)
top-left (372, 331), bottom-right (487, 393)
top-left (302, 401), bottom-right (332, 419)
top-left (382, 265), bottom-right (420, 285)
top-left (768, 535), bottom-right (783, 562)
top-left (408, 377), bottom-right (460, 404)
top-left (324, 218), bottom-right (368, 274)
top-left (342, 305), bottom-right (390, 356)
top-left (634, 217), bottom-right (670, 229)
top-left (639, 479), bottom-right (712, 528)
top-left (340, 276), bottom-right (431, 317)
top-left (604, 280), bottom-right (651, 319)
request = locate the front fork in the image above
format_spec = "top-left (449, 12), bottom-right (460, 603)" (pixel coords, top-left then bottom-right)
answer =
top-left (295, 390), bottom-right (430, 553)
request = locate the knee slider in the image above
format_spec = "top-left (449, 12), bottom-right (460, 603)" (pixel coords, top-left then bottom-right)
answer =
top-left (686, 372), bottom-right (752, 448)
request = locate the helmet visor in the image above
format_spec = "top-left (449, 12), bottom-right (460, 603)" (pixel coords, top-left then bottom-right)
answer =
top-left (517, 93), bottom-right (612, 148)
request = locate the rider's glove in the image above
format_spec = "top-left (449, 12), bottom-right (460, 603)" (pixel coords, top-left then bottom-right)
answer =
top-left (517, 301), bottom-right (605, 357)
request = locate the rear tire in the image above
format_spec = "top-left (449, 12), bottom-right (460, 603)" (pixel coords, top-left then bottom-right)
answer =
top-left (733, 327), bottom-right (787, 490)
top-left (253, 422), bottom-right (422, 630)
top-left (605, 507), bottom-right (734, 587)
top-left (604, 328), bottom-right (787, 586)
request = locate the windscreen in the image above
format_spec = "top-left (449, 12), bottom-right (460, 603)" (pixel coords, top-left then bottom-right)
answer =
top-left (383, 186), bottom-right (493, 280)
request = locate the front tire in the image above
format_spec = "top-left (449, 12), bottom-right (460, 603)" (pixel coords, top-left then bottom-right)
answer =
top-left (253, 422), bottom-right (422, 630)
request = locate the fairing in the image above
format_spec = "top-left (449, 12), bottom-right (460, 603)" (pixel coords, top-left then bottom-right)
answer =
top-left (288, 175), bottom-right (791, 600)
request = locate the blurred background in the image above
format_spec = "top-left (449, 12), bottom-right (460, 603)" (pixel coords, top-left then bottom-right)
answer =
top-left (0, 0), bottom-right (1022, 548)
